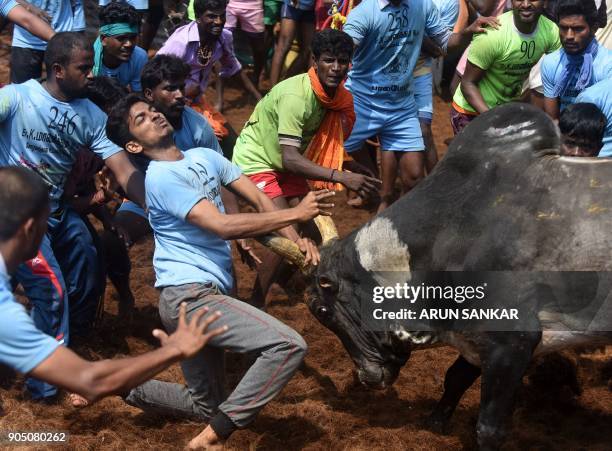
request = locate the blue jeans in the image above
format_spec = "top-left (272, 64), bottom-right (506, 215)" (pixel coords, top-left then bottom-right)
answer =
top-left (15, 207), bottom-right (101, 399)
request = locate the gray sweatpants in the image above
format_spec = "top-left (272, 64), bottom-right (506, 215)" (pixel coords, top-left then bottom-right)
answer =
top-left (124, 283), bottom-right (307, 438)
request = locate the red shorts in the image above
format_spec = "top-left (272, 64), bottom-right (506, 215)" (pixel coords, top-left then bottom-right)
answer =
top-left (248, 171), bottom-right (310, 199)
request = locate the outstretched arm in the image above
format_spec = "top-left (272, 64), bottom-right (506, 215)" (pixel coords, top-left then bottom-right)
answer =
top-left (282, 145), bottom-right (380, 197)
top-left (104, 151), bottom-right (146, 209)
top-left (30, 304), bottom-right (226, 404)
top-left (9, 2), bottom-right (54, 41)
top-left (186, 176), bottom-right (334, 241)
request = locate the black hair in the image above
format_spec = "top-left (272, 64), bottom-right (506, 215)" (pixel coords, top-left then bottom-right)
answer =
top-left (44, 32), bottom-right (91, 76)
top-left (559, 102), bottom-right (607, 152)
top-left (99, 1), bottom-right (140, 28)
top-left (87, 76), bottom-right (129, 114)
top-left (311, 29), bottom-right (354, 60)
top-left (194, 0), bottom-right (228, 17)
top-left (141, 55), bottom-right (191, 91)
top-left (106, 93), bottom-right (149, 149)
top-left (556, 0), bottom-right (599, 29)
top-left (0, 166), bottom-right (49, 241)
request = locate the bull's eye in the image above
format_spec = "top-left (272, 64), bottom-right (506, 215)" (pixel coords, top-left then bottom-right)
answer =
top-left (316, 305), bottom-right (329, 318)
top-left (318, 275), bottom-right (336, 291)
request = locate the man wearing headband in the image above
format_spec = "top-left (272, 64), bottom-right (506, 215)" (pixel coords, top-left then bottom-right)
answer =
top-left (94, 2), bottom-right (148, 92)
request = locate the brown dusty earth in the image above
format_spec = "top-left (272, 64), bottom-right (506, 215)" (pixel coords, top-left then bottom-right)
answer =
top-left (0, 25), bottom-right (611, 451)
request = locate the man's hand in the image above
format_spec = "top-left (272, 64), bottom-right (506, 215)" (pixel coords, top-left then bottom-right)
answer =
top-left (293, 189), bottom-right (336, 222)
top-left (337, 172), bottom-right (381, 199)
top-left (236, 238), bottom-right (262, 269)
top-left (152, 303), bottom-right (227, 360)
top-left (296, 237), bottom-right (320, 265)
top-left (465, 16), bottom-right (500, 34)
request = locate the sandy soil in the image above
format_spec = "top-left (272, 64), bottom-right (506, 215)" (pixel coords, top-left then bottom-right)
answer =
top-left (0, 24), bottom-right (610, 451)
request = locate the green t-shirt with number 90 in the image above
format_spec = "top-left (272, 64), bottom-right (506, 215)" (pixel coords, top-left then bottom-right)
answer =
top-left (453, 11), bottom-right (560, 114)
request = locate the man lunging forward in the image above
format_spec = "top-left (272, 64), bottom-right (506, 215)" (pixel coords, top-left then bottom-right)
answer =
top-left (106, 94), bottom-right (332, 449)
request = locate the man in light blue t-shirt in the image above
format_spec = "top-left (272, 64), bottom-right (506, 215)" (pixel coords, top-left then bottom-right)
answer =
top-left (10, 0), bottom-right (81, 83)
top-left (576, 78), bottom-right (612, 156)
top-left (343, 0), bottom-right (497, 212)
top-left (98, 55), bottom-right (228, 318)
top-left (0, 166), bottom-right (227, 410)
top-left (542, 0), bottom-right (612, 119)
top-left (106, 94), bottom-right (333, 448)
top-left (0, 32), bottom-right (147, 401)
top-left (94, 2), bottom-right (148, 92)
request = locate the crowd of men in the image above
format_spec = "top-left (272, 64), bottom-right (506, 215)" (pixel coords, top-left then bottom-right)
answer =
top-left (1, 0), bottom-right (612, 448)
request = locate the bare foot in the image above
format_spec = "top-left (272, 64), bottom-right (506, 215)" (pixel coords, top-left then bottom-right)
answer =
top-left (68, 393), bottom-right (88, 408)
top-left (187, 425), bottom-right (225, 450)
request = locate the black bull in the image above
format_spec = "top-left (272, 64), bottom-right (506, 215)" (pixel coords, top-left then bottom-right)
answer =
top-left (261, 104), bottom-right (612, 449)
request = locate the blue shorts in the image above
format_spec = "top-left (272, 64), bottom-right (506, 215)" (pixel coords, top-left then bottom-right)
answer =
top-left (281, 3), bottom-right (315, 22)
top-left (117, 199), bottom-right (148, 219)
top-left (344, 98), bottom-right (425, 152)
top-left (414, 72), bottom-right (433, 123)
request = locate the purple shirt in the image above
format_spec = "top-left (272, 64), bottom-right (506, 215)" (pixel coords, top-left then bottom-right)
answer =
top-left (157, 22), bottom-right (241, 95)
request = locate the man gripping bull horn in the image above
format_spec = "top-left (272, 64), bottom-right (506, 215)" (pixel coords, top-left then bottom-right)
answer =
top-left (232, 28), bottom-right (379, 307)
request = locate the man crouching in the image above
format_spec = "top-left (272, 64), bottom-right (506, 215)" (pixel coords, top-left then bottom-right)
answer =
top-left (106, 94), bottom-right (334, 449)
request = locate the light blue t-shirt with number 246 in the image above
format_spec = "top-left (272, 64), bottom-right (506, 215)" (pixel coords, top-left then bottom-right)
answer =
top-left (0, 80), bottom-right (121, 212)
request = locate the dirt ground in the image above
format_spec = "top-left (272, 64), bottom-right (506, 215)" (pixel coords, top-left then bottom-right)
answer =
top-left (0, 23), bottom-right (611, 451)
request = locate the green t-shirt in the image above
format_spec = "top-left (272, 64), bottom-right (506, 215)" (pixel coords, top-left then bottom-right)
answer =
top-left (232, 73), bottom-right (325, 175)
top-left (453, 11), bottom-right (560, 113)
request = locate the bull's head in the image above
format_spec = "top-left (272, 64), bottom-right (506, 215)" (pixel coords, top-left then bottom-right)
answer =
top-left (261, 216), bottom-right (412, 389)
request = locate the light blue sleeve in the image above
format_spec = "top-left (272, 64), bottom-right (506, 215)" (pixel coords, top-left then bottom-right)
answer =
top-left (576, 86), bottom-right (600, 106)
top-left (0, 84), bottom-right (19, 123)
top-left (88, 105), bottom-right (122, 160)
top-left (205, 149), bottom-right (242, 186)
top-left (147, 166), bottom-right (208, 220)
top-left (434, 0), bottom-right (459, 30)
top-left (343, 3), bottom-right (370, 46)
top-left (425, 0), bottom-right (453, 51)
top-left (0, 297), bottom-right (60, 374)
top-left (0, 0), bottom-right (17, 16)
top-left (541, 52), bottom-right (559, 98)
top-left (129, 47), bottom-right (148, 92)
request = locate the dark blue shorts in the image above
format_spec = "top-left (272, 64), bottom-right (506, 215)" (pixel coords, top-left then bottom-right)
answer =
top-left (281, 3), bottom-right (315, 22)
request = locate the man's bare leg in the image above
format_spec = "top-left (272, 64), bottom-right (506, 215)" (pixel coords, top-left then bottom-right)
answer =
top-left (398, 151), bottom-right (425, 196)
top-left (284, 19), bottom-right (315, 79)
top-left (420, 120), bottom-right (439, 174)
top-left (249, 196), bottom-right (299, 308)
top-left (269, 18), bottom-right (298, 86)
top-left (377, 150), bottom-right (398, 213)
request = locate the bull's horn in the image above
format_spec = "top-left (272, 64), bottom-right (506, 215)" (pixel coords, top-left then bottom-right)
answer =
top-left (313, 215), bottom-right (339, 244)
top-left (256, 235), bottom-right (309, 273)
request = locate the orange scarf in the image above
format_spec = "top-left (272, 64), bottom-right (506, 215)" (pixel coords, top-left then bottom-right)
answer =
top-left (304, 66), bottom-right (355, 191)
